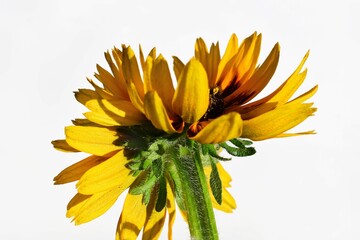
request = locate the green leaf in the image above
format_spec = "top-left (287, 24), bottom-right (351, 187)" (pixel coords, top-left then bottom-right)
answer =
top-left (155, 177), bottom-right (167, 212)
top-left (209, 160), bottom-right (222, 205)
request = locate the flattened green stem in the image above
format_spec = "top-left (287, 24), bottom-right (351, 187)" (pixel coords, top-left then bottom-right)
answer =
top-left (171, 141), bottom-right (219, 240)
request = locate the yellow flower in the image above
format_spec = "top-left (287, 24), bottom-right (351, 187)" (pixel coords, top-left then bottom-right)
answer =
top-left (53, 33), bottom-right (316, 239)
top-left (53, 44), bottom-right (236, 240)
top-left (173, 32), bottom-right (317, 143)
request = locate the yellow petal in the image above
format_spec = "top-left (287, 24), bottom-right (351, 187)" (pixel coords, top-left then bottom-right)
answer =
top-left (68, 188), bottom-right (122, 225)
top-left (144, 91), bottom-right (177, 133)
top-left (242, 103), bottom-right (317, 141)
top-left (217, 33), bottom-right (238, 82)
top-left (54, 154), bottom-right (110, 185)
top-left (172, 59), bottom-right (209, 123)
top-left (95, 64), bottom-right (127, 98)
top-left (204, 163), bottom-right (236, 212)
top-left (66, 193), bottom-right (89, 219)
top-left (65, 126), bottom-right (122, 156)
top-left (217, 32), bottom-right (260, 91)
top-left (143, 55), bottom-right (153, 94)
top-left (195, 38), bottom-right (220, 88)
top-left (212, 188), bottom-right (237, 213)
top-left (122, 45), bottom-right (145, 113)
top-left (142, 192), bottom-right (166, 240)
top-left (76, 150), bottom-right (135, 194)
top-left (189, 112), bottom-right (243, 144)
top-left (116, 193), bottom-right (146, 240)
top-left (234, 32), bottom-right (262, 83)
top-left (104, 50), bottom-right (129, 98)
top-left (224, 43), bottom-right (280, 105)
top-left (173, 56), bottom-right (185, 81)
top-left (166, 177), bottom-right (176, 240)
top-left (287, 85), bottom-right (318, 106)
top-left (150, 55), bottom-right (175, 111)
top-left (83, 98), bottom-right (145, 126)
top-left (51, 139), bottom-right (79, 152)
top-left (240, 51), bottom-right (310, 118)
top-left (277, 130), bottom-right (316, 138)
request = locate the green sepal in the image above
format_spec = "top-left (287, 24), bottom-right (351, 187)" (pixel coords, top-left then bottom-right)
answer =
top-left (219, 139), bottom-right (256, 157)
top-left (130, 172), bottom-right (157, 195)
top-left (142, 186), bottom-right (152, 205)
top-left (155, 176), bottom-right (167, 212)
top-left (152, 158), bottom-right (163, 178)
top-left (209, 159), bottom-right (222, 205)
top-left (206, 144), bottom-right (232, 161)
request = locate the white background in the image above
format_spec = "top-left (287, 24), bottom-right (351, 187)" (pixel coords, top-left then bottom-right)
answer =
top-left (1, 0), bottom-right (359, 239)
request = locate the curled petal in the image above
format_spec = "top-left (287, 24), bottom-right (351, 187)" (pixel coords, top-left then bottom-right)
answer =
top-left (172, 59), bottom-right (209, 123)
top-left (144, 91), bottom-right (177, 133)
top-left (189, 112), bottom-right (243, 144)
top-left (242, 103), bottom-right (317, 141)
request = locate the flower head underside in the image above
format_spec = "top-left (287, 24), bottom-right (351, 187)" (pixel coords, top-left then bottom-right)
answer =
top-left (53, 33), bottom-right (317, 239)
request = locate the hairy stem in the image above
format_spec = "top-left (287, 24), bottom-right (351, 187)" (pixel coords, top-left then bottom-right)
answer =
top-left (171, 141), bottom-right (219, 240)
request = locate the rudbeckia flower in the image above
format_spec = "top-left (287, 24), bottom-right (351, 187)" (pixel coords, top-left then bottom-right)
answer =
top-left (53, 33), bottom-right (316, 240)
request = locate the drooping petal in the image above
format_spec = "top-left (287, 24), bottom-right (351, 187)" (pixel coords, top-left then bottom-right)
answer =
top-left (51, 139), bottom-right (79, 152)
top-left (242, 103), bottom-right (317, 141)
top-left (67, 188), bottom-right (123, 225)
top-left (76, 150), bottom-right (135, 194)
top-left (116, 193), bottom-right (147, 240)
top-left (189, 112), bottom-right (243, 144)
top-left (65, 126), bottom-right (122, 156)
top-left (212, 188), bottom-right (237, 213)
top-left (172, 59), bottom-right (209, 123)
top-left (66, 193), bottom-right (89, 219)
top-left (54, 154), bottom-right (110, 184)
top-left (144, 91), bottom-right (177, 133)
top-left (142, 192), bottom-right (167, 240)
top-left (204, 163), bottom-right (236, 212)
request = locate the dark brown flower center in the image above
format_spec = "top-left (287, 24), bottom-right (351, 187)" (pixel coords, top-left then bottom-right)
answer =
top-left (201, 88), bottom-right (224, 121)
